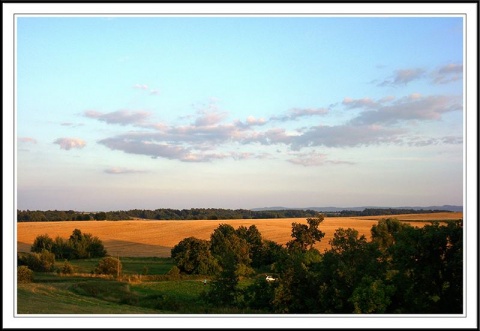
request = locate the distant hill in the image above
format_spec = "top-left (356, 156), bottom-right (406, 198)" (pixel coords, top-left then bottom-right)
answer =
top-left (251, 205), bottom-right (463, 213)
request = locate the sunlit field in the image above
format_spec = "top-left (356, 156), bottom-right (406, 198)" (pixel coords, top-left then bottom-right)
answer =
top-left (17, 212), bottom-right (462, 257)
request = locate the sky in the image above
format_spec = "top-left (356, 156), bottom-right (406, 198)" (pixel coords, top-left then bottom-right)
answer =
top-left (15, 14), bottom-right (466, 211)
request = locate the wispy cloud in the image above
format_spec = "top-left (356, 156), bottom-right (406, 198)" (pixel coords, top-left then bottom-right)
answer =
top-left (104, 167), bottom-right (149, 174)
top-left (18, 137), bottom-right (37, 144)
top-left (53, 138), bottom-right (86, 150)
top-left (351, 94), bottom-right (462, 125)
top-left (84, 110), bottom-right (151, 126)
top-left (431, 63), bottom-right (463, 84)
top-left (85, 93), bottom-right (462, 164)
top-left (379, 68), bottom-right (426, 86)
top-left (133, 84), bottom-right (149, 90)
top-left (134, 84), bottom-right (160, 96)
top-left (271, 107), bottom-right (329, 121)
top-left (379, 64), bottom-right (463, 87)
top-left (342, 97), bottom-right (378, 109)
top-left (61, 122), bottom-right (84, 128)
top-left (287, 151), bottom-right (354, 167)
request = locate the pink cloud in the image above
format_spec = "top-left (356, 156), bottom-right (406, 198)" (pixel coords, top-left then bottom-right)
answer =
top-left (53, 138), bottom-right (86, 150)
top-left (18, 137), bottom-right (37, 144)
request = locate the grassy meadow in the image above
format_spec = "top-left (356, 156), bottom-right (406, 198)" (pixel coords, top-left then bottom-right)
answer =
top-left (17, 257), bottom-right (256, 314)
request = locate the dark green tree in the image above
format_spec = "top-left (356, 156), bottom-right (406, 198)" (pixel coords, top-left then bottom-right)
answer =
top-left (171, 237), bottom-right (219, 275)
top-left (95, 256), bottom-right (122, 276)
top-left (210, 224), bottom-right (252, 276)
top-left (205, 252), bottom-right (240, 307)
top-left (388, 221), bottom-right (463, 313)
top-left (315, 228), bottom-right (387, 313)
top-left (31, 234), bottom-right (54, 253)
top-left (235, 225), bottom-right (264, 267)
top-left (286, 214), bottom-right (325, 252)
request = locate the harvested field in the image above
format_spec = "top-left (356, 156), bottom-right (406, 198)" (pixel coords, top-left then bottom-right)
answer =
top-left (16, 212), bottom-right (462, 258)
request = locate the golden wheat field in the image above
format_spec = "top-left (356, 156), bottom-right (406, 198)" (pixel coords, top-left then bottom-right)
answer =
top-left (16, 212), bottom-right (462, 258)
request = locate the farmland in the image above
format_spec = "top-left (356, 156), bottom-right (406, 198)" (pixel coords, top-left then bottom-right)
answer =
top-left (15, 212), bottom-right (463, 315)
top-left (17, 212), bottom-right (462, 258)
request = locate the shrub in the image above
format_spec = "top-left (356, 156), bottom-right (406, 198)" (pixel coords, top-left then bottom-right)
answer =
top-left (18, 250), bottom-right (55, 272)
top-left (95, 256), bottom-right (122, 276)
top-left (61, 260), bottom-right (74, 274)
top-left (31, 234), bottom-right (54, 253)
top-left (166, 266), bottom-right (181, 280)
top-left (17, 266), bottom-right (33, 283)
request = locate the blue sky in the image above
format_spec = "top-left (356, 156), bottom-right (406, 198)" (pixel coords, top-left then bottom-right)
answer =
top-left (15, 15), bottom-right (465, 211)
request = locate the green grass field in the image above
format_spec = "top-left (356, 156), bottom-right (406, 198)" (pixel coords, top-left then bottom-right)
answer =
top-left (16, 257), bottom-right (255, 314)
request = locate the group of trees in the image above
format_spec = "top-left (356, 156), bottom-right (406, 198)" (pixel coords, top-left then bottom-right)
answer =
top-left (171, 215), bottom-right (463, 314)
top-left (29, 228), bottom-right (107, 260)
top-left (18, 229), bottom-right (111, 279)
top-left (17, 208), bottom-right (455, 222)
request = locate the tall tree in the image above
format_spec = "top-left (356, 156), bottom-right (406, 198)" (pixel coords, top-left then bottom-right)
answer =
top-left (171, 237), bottom-right (219, 275)
top-left (286, 214), bottom-right (325, 252)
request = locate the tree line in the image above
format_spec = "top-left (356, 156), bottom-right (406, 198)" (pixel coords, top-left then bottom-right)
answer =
top-left (17, 207), bottom-right (452, 222)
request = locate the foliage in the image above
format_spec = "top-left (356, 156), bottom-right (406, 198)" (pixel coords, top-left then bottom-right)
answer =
top-left (166, 266), bottom-right (181, 280)
top-left (210, 224), bottom-right (253, 276)
top-left (387, 220), bottom-right (463, 313)
top-left (18, 250), bottom-right (56, 272)
top-left (205, 254), bottom-right (240, 307)
top-left (31, 229), bottom-right (107, 260)
top-left (60, 260), bottom-right (74, 274)
top-left (17, 266), bottom-right (34, 283)
top-left (17, 217), bottom-right (463, 314)
top-left (31, 234), bottom-right (54, 253)
top-left (18, 207), bottom-right (456, 222)
top-left (171, 237), bottom-right (219, 275)
top-left (286, 214), bottom-right (325, 252)
top-left (95, 256), bottom-right (122, 276)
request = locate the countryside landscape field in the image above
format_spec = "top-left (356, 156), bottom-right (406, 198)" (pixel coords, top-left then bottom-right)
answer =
top-left (15, 211), bottom-right (464, 315)
top-left (17, 212), bottom-right (462, 258)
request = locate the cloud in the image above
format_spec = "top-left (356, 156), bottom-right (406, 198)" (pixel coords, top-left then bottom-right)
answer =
top-left (133, 84), bottom-right (149, 90)
top-left (351, 94), bottom-right (462, 125)
top-left (246, 116), bottom-right (266, 126)
top-left (431, 63), bottom-right (463, 84)
top-left (84, 110), bottom-right (151, 126)
top-left (150, 89), bottom-right (160, 95)
top-left (291, 124), bottom-right (405, 149)
top-left (18, 137), bottom-right (37, 144)
top-left (61, 122), bottom-right (84, 128)
top-left (194, 109), bottom-right (228, 127)
top-left (379, 68), bottom-right (426, 86)
top-left (342, 97), bottom-right (378, 109)
top-left (271, 107), bottom-right (329, 121)
top-left (287, 151), bottom-right (355, 167)
top-left (53, 138), bottom-right (86, 150)
top-left (98, 134), bottom-right (232, 162)
top-left (104, 167), bottom-right (149, 174)
top-left (406, 135), bottom-right (463, 146)
top-left (89, 93), bottom-right (461, 163)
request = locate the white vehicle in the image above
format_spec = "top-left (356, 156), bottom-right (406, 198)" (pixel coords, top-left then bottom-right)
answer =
top-left (265, 275), bottom-right (276, 282)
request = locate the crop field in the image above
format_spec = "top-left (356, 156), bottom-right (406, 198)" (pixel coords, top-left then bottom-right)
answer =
top-left (16, 212), bottom-right (462, 258)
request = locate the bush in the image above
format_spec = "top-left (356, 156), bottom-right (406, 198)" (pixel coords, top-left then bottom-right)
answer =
top-left (31, 234), bottom-right (54, 253)
top-left (18, 250), bottom-right (55, 272)
top-left (166, 266), bottom-right (181, 280)
top-left (95, 256), bottom-right (122, 276)
top-left (61, 260), bottom-right (74, 274)
top-left (17, 266), bottom-right (33, 283)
